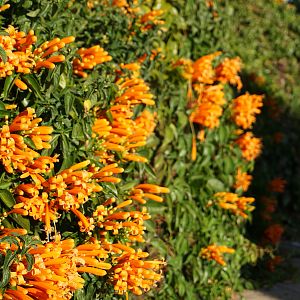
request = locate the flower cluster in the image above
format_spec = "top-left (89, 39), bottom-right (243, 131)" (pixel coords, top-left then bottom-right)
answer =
top-left (215, 192), bottom-right (255, 219)
top-left (139, 9), bottom-right (165, 32)
top-left (215, 57), bottom-right (243, 90)
top-left (0, 232), bottom-right (112, 299)
top-left (232, 93), bottom-right (264, 129)
top-left (112, 247), bottom-right (164, 295)
top-left (236, 132), bottom-right (262, 161)
top-left (93, 197), bottom-right (150, 243)
top-left (73, 45), bottom-right (112, 78)
top-left (175, 53), bottom-right (243, 134)
top-left (0, 26), bottom-right (74, 89)
top-left (234, 168), bottom-right (253, 192)
top-left (0, 108), bottom-right (53, 174)
top-left (93, 71), bottom-right (157, 163)
top-left (200, 244), bottom-right (235, 266)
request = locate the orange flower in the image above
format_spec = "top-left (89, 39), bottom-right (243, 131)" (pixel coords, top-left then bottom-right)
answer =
top-left (215, 57), bottom-right (242, 90)
top-left (192, 52), bottom-right (221, 84)
top-left (215, 192), bottom-right (255, 218)
top-left (130, 184), bottom-right (170, 204)
top-left (200, 244), bottom-right (235, 266)
top-left (73, 45), bottom-right (112, 78)
top-left (14, 160), bottom-right (103, 233)
top-left (111, 247), bottom-right (164, 295)
top-left (234, 168), bottom-right (252, 192)
top-left (263, 224), bottom-right (284, 245)
top-left (0, 26), bottom-right (73, 89)
top-left (268, 177), bottom-right (286, 193)
top-left (140, 10), bottom-right (165, 31)
top-left (92, 76), bottom-right (156, 164)
top-left (0, 237), bottom-right (84, 299)
top-left (0, 3), bottom-right (10, 12)
top-left (236, 132), bottom-right (262, 161)
top-left (0, 233), bottom-right (113, 299)
top-left (232, 93), bottom-right (263, 129)
top-left (189, 83), bottom-right (225, 129)
top-left (0, 108), bottom-right (53, 173)
top-left (93, 198), bottom-right (150, 242)
top-left (190, 102), bottom-right (223, 129)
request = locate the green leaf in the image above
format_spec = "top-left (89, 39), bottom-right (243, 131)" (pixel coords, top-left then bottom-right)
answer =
top-left (2, 75), bottom-right (15, 98)
top-left (26, 9), bottom-right (40, 17)
top-left (0, 46), bottom-right (7, 64)
top-left (10, 214), bottom-right (30, 232)
top-left (207, 178), bottom-right (225, 192)
top-left (64, 93), bottom-right (74, 115)
top-left (25, 253), bottom-right (34, 271)
top-left (0, 101), bottom-right (6, 110)
top-left (24, 137), bottom-right (37, 150)
top-left (23, 74), bottom-right (43, 99)
top-left (0, 190), bottom-right (16, 208)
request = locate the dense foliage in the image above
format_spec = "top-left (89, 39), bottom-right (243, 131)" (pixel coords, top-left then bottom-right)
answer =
top-left (0, 0), bottom-right (299, 299)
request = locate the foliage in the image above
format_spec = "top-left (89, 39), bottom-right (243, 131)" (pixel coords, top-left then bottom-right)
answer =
top-left (0, 0), bottom-right (299, 299)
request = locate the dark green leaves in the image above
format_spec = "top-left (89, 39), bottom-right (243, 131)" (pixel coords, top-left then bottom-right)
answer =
top-left (0, 190), bottom-right (15, 208)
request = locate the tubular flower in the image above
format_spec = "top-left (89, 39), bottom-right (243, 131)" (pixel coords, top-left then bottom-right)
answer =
top-left (110, 0), bottom-right (140, 15)
top-left (214, 192), bottom-right (255, 218)
top-left (263, 224), bottom-right (284, 245)
top-left (73, 45), bottom-right (112, 78)
top-left (0, 26), bottom-right (73, 88)
top-left (9, 107), bottom-right (53, 150)
top-left (0, 3), bottom-right (10, 12)
top-left (195, 83), bottom-right (226, 106)
top-left (115, 77), bottom-right (155, 106)
top-left (139, 10), bottom-right (165, 32)
top-left (200, 244), bottom-right (235, 266)
top-left (215, 57), bottom-right (243, 90)
top-left (129, 184), bottom-right (170, 204)
top-left (43, 160), bottom-right (102, 210)
top-left (190, 102), bottom-right (223, 129)
top-left (134, 110), bottom-right (157, 136)
top-left (268, 177), bottom-right (287, 193)
top-left (0, 108), bottom-right (53, 173)
top-left (120, 62), bottom-right (141, 78)
top-left (236, 132), bottom-right (262, 161)
top-left (20, 155), bottom-right (59, 184)
top-left (234, 168), bottom-right (252, 192)
top-left (92, 77), bottom-right (156, 163)
top-left (111, 247), bottom-right (164, 295)
top-left (0, 238), bottom-right (84, 300)
top-left (93, 198), bottom-right (150, 242)
top-left (0, 234), bottom-right (112, 300)
top-left (189, 84), bottom-right (225, 129)
top-left (90, 163), bottom-right (124, 184)
top-left (14, 160), bottom-right (102, 233)
top-left (191, 52), bottom-right (221, 84)
top-left (232, 93), bottom-right (264, 129)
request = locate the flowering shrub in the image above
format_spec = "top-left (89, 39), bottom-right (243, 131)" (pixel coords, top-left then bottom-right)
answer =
top-left (0, 0), bottom-right (298, 299)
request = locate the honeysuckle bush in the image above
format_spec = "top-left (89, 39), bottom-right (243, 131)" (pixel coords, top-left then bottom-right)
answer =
top-left (0, 0), bottom-right (298, 299)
